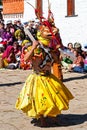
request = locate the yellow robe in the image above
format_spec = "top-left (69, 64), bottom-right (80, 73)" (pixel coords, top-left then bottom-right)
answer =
top-left (15, 72), bottom-right (74, 118)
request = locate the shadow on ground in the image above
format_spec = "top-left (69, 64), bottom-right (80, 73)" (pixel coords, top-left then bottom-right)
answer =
top-left (63, 74), bottom-right (87, 82)
top-left (32, 113), bottom-right (87, 128)
top-left (0, 82), bottom-right (24, 87)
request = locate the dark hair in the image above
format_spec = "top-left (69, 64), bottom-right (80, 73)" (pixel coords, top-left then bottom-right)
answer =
top-left (67, 42), bottom-right (73, 46)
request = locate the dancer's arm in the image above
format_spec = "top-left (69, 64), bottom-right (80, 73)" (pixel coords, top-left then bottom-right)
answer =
top-left (24, 40), bottom-right (38, 62)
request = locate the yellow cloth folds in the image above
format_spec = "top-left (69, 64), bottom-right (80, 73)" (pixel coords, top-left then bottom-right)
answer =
top-left (15, 73), bottom-right (74, 118)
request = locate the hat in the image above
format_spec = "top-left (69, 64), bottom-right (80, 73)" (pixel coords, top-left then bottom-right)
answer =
top-left (0, 44), bottom-right (4, 48)
top-left (83, 44), bottom-right (87, 52)
top-left (74, 42), bottom-right (82, 48)
top-left (17, 19), bottom-right (21, 22)
top-left (35, 18), bottom-right (40, 23)
top-left (23, 22), bottom-right (28, 25)
top-left (22, 40), bottom-right (30, 46)
top-left (84, 44), bottom-right (87, 49)
top-left (0, 37), bottom-right (2, 42)
top-left (83, 48), bottom-right (87, 52)
top-left (7, 20), bottom-right (12, 24)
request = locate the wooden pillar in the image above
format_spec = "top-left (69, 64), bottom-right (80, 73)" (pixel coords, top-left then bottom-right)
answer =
top-left (67, 0), bottom-right (75, 16)
top-left (36, 0), bottom-right (42, 19)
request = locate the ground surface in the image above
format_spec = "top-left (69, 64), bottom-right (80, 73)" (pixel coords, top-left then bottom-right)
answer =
top-left (0, 69), bottom-right (87, 130)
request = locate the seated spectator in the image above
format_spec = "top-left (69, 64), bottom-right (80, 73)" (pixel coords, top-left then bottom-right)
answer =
top-left (16, 19), bottom-right (23, 30)
top-left (13, 41), bottom-right (22, 67)
top-left (67, 42), bottom-right (74, 53)
top-left (0, 44), bottom-right (4, 68)
top-left (21, 39), bottom-right (30, 47)
top-left (13, 20), bottom-right (20, 30)
top-left (0, 40), bottom-right (5, 53)
top-left (15, 29), bottom-right (24, 45)
top-left (68, 50), bottom-right (85, 73)
top-left (2, 26), bottom-right (13, 47)
top-left (82, 43), bottom-right (87, 58)
top-left (61, 55), bottom-right (73, 70)
top-left (83, 44), bottom-right (87, 72)
top-left (60, 44), bottom-right (75, 69)
top-left (84, 55), bottom-right (87, 72)
top-left (2, 45), bottom-right (18, 69)
top-left (74, 42), bottom-right (85, 59)
top-left (17, 34), bottom-right (23, 46)
top-left (0, 22), bottom-right (5, 38)
top-left (16, 29), bottom-right (25, 46)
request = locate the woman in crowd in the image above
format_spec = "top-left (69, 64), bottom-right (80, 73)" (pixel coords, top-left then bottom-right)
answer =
top-left (2, 45), bottom-right (18, 69)
top-left (2, 26), bottom-right (13, 47)
top-left (67, 42), bottom-right (74, 53)
top-left (13, 41), bottom-right (22, 64)
top-left (68, 49), bottom-right (84, 73)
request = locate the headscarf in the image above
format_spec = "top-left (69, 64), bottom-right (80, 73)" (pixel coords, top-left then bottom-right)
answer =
top-left (2, 45), bottom-right (14, 59)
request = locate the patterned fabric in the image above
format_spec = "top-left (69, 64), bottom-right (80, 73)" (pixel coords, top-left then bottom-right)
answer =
top-left (38, 44), bottom-right (54, 68)
top-left (20, 46), bottom-right (32, 70)
top-left (15, 73), bottom-right (74, 118)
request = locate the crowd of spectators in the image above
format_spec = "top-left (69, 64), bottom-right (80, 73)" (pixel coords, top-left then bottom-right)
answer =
top-left (0, 18), bottom-right (40, 70)
top-left (0, 18), bottom-right (87, 73)
top-left (61, 42), bottom-right (87, 73)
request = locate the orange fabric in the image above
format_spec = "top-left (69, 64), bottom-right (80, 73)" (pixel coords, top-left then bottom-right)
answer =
top-left (20, 52), bottom-right (32, 70)
top-left (53, 63), bottom-right (63, 81)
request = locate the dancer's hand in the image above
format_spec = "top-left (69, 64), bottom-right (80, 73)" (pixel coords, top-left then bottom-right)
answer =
top-left (24, 40), bottom-right (39, 62)
top-left (32, 40), bottom-right (39, 50)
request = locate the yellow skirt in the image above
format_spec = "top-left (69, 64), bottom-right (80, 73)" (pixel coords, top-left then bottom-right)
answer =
top-left (15, 73), bottom-right (74, 118)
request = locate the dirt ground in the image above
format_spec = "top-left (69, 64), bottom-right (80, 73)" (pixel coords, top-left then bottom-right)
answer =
top-left (0, 69), bottom-right (87, 130)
